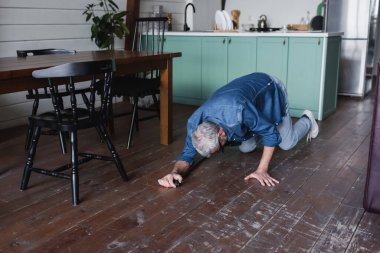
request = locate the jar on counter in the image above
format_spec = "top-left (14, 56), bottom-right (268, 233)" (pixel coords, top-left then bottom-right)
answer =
top-left (167, 13), bottom-right (172, 31)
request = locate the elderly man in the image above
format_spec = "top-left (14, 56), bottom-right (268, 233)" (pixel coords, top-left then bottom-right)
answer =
top-left (158, 72), bottom-right (319, 188)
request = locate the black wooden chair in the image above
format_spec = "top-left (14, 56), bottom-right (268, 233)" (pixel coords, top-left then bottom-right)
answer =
top-left (112, 17), bottom-right (167, 149)
top-left (17, 49), bottom-right (91, 154)
top-left (20, 60), bottom-right (128, 206)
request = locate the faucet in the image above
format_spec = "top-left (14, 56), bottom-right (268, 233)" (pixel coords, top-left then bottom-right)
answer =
top-left (184, 3), bottom-right (196, 31)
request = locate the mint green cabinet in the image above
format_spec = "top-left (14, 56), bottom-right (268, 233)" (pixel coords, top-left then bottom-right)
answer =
top-left (286, 37), bottom-right (341, 120)
top-left (165, 35), bottom-right (257, 104)
top-left (257, 37), bottom-right (289, 84)
top-left (164, 34), bottom-right (341, 120)
top-left (164, 36), bottom-right (203, 105)
top-left (201, 37), bottom-right (228, 99)
top-left (287, 37), bottom-right (323, 118)
top-left (227, 37), bottom-right (257, 82)
top-left (201, 37), bottom-right (257, 98)
top-left (321, 36), bottom-right (341, 119)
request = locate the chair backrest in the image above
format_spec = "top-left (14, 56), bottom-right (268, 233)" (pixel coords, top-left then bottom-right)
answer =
top-left (17, 49), bottom-right (77, 99)
top-left (17, 49), bottom-right (76, 57)
top-left (132, 17), bottom-right (167, 79)
top-left (32, 60), bottom-right (114, 124)
top-left (16, 48), bottom-right (77, 99)
top-left (132, 17), bottom-right (168, 53)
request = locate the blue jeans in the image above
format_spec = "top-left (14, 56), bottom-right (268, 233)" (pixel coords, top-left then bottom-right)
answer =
top-left (239, 76), bottom-right (311, 152)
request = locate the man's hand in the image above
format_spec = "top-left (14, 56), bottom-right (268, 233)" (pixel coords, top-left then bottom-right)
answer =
top-left (245, 146), bottom-right (278, 186)
top-left (244, 169), bottom-right (279, 187)
top-left (158, 160), bottom-right (190, 188)
top-left (158, 173), bottom-right (183, 188)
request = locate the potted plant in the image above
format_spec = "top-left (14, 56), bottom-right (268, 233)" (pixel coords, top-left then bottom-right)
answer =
top-left (83, 0), bottom-right (129, 50)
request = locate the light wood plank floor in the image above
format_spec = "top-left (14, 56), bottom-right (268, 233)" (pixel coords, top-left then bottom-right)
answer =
top-left (0, 94), bottom-right (379, 252)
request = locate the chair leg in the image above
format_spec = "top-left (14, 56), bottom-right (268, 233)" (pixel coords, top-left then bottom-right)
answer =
top-left (69, 130), bottom-right (80, 206)
top-left (58, 131), bottom-right (67, 154)
top-left (108, 101), bottom-right (115, 134)
top-left (133, 97), bottom-right (139, 132)
top-left (21, 126), bottom-right (41, 190)
top-left (152, 93), bottom-right (160, 118)
top-left (24, 99), bottom-right (39, 150)
top-left (31, 98), bottom-right (39, 116)
top-left (81, 92), bottom-right (90, 109)
top-left (127, 101), bottom-right (139, 149)
top-left (25, 99), bottom-right (67, 153)
top-left (26, 126), bottom-right (66, 154)
top-left (94, 125), bottom-right (106, 143)
top-left (24, 124), bottom-right (33, 151)
top-left (97, 123), bottom-right (128, 181)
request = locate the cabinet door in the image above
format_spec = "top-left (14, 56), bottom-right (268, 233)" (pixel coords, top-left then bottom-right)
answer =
top-left (227, 37), bottom-right (257, 82)
top-left (164, 36), bottom-right (203, 105)
top-left (201, 37), bottom-right (228, 99)
top-left (287, 37), bottom-right (323, 117)
top-left (257, 37), bottom-right (288, 83)
top-left (322, 36), bottom-right (341, 119)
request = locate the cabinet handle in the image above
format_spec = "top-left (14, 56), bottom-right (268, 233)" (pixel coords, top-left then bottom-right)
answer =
top-left (223, 38), bottom-right (226, 44)
top-left (228, 38), bottom-right (231, 44)
top-left (318, 39), bottom-right (321, 45)
top-left (283, 39), bottom-right (286, 45)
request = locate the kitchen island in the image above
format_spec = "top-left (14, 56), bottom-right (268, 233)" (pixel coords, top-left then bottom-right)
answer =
top-left (164, 31), bottom-right (343, 120)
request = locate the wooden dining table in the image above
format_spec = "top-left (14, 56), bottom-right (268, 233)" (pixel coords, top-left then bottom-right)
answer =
top-left (0, 50), bottom-right (181, 145)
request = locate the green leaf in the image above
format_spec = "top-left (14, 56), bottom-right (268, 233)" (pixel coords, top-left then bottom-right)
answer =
top-left (84, 0), bottom-right (128, 49)
top-left (114, 11), bottom-right (127, 19)
top-left (108, 0), bottom-right (119, 10)
top-left (85, 13), bottom-right (92, 21)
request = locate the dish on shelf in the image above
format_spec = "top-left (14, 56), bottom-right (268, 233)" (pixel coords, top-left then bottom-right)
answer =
top-left (215, 10), bottom-right (227, 30)
top-left (222, 10), bottom-right (233, 30)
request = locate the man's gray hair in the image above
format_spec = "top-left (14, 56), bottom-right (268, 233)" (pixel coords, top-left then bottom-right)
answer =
top-left (191, 121), bottom-right (219, 157)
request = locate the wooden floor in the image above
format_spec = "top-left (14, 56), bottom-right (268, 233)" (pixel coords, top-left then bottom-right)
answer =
top-left (0, 94), bottom-right (380, 253)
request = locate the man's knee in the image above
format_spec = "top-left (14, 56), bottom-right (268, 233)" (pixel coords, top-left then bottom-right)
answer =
top-left (239, 138), bottom-right (257, 153)
top-left (239, 145), bottom-right (256, 153)
top-left (278, 141), bottom-right (296, 151)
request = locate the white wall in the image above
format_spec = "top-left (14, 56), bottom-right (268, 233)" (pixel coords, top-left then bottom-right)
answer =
top-left (140, 0), bottom-right (186, 31)
top-left (193, 0), bottom-right (220, 31)
top-left (0, 0), bottom-right (127, 129)
top-left (140, 0), bottom-right (322, 31)
top-left (224, 0), bottom-right (322, 29)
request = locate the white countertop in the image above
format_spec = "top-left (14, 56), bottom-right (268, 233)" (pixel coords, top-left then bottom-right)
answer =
top-left (166, 31), bottom-right (344, 38)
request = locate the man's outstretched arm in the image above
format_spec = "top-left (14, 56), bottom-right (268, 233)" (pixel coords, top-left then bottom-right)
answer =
top-left (244, 146), bottom-right (279, 186)
top-left (158, 160), bottom-right (190, 188)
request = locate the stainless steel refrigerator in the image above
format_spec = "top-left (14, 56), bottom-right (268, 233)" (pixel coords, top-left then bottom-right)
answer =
top-left (326, 0), bottom-right (379, 97)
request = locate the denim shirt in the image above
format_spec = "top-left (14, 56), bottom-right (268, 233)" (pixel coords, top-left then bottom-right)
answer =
top-left (177, 72), bottom-right (287, 165)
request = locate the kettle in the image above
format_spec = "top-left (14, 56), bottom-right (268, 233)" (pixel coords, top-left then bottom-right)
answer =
top-left (258, 15), bottom-right (267, 29)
